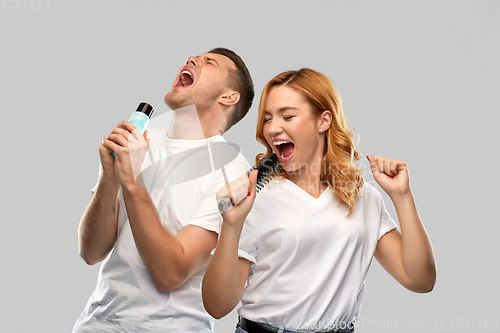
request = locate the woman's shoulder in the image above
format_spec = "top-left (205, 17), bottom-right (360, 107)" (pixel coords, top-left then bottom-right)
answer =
top-left (359, 181), bottom-right (384, 202)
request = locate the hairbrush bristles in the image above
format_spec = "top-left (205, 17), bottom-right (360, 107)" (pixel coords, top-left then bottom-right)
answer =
top-left (247, 153), bottom-right (282, 193)
top-left (218, 153), bottom-right (282, 213)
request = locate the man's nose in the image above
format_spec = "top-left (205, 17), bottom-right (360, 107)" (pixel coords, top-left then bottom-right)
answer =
top-left (186, 56), bottom-right (197, 67)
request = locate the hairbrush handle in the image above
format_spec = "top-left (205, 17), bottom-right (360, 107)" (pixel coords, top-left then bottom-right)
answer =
top-left (217, 174), bottom-right (251, 213)
top-left (218, 197), bottom-right (235, 213)
top-left (217, 153), bottom-right (281, 213)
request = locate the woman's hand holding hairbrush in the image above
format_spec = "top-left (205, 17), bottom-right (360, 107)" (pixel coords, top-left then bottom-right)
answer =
top-left (217, 173), bottom-right (252, 211)
top-left (217, 153), bottom-right (282, 213)
top-left (216, 170), bottom-right (259, 228)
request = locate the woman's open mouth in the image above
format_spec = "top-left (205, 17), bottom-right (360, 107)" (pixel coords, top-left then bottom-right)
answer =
top-left (273, 140), bottom-right (295, 162)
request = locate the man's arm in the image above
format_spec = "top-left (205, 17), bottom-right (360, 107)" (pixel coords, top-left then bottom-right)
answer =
top-left (78, 136), bottom-right (121, 266)
top-left (102, 121), bottom-right (219, 291)
top-left (122, 184), bottom-right (218, 292)
top-left (78, 181), bottom-right (120, 265)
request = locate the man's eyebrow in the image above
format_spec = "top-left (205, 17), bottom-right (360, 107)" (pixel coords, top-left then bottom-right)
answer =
top-left (205, 56), bottom-right (219, 65)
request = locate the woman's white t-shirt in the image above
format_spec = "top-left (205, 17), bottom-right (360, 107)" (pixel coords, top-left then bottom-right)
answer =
top-left (237, 179), bottom-right (398, 332)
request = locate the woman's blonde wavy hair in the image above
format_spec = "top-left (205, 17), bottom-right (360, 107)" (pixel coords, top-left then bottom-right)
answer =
top-left (256, 68), bottom-right (364, 216)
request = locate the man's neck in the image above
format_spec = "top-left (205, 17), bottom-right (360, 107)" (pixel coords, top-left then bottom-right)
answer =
top-left (166, 104), bottom-right (223, 140)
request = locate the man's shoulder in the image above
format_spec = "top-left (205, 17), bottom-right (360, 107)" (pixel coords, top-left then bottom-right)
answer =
top-left (208, 138), bottom-right (250, 172)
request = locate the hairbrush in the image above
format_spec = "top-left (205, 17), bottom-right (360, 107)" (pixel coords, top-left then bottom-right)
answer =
top-left (218, 153), bottom-right (282, 213)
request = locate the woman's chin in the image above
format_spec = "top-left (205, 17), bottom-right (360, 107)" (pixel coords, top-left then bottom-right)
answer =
top-left (281, 158), bottom-right (300, 174)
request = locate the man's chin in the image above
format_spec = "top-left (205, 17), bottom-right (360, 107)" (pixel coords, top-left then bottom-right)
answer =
top-left (164, 92), bottom-right (181, 109)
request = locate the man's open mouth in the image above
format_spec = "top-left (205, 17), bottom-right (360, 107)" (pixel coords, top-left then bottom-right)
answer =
top-left (175, 69), bottom-right (194, 87)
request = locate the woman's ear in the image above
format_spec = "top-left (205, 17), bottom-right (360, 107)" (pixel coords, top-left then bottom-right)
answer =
top-left (319, 110), bottom-right (333, 132)
top-left (218, 90), bottom-right (240, 106)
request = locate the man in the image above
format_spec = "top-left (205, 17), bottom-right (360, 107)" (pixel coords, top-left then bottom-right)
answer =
top-left (73, 47), bottom-right (254, 332)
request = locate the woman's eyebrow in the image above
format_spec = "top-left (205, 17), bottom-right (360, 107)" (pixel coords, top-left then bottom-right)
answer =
top-left (277, 106), bottom-right (298, 112)
top-left (265, 107), bottom-right (298, 114)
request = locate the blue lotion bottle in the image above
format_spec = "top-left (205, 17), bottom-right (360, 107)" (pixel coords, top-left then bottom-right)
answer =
top-left (129, 102), bottom-right (154, 134)
top-left (113, 102), bottom-right (154, 157)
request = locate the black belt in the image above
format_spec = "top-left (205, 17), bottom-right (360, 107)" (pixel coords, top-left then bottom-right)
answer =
top-left (240, 317), bottom-right (353, 333)
top-left (240, 318), bottom-right (277, 333)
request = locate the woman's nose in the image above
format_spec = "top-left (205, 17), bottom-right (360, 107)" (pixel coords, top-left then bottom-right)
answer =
top-left (267, 119), bottom-right (283, 136)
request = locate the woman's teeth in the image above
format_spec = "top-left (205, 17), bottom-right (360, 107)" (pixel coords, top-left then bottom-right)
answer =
top-left (273, 141), bottom-right (292, 159)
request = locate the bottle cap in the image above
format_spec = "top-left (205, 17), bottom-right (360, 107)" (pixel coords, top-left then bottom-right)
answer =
top-left (136, 102), bottom-right (154, 118)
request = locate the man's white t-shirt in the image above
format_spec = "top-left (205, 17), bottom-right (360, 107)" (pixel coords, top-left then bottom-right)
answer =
top-left (237, 179), bottom-right (397, 332)
top-left (73, 128), bottom-right (249, 333)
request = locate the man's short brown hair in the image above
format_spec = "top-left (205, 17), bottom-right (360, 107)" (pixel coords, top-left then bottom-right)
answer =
top-left (208, 47), bottom-right (254, 131)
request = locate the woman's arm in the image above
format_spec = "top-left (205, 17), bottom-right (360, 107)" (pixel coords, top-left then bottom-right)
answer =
top-left (368, 155), bottom-right (436, 293)
top-left (202, 171), bottom-right (258, 319)
top-left (203, 231), bottom-right (252, 318)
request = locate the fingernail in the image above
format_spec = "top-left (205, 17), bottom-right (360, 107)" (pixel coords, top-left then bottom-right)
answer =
top-left (247, 191), bottom-right (251, 196)
top-left (366, 156), bottom-right (370, 162)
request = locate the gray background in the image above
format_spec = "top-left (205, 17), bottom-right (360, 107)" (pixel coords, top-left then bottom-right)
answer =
top-left (1, 0), bottom-right (499, 332)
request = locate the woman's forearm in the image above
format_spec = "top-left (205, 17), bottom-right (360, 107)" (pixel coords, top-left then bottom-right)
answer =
top-left (392, 191), bottom-right (436, 292)
top-left (202, 220), bottom-right (244, 319)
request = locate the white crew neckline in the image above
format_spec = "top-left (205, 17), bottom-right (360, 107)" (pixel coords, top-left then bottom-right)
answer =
top-left (162, 133), bottom-right (225, 148)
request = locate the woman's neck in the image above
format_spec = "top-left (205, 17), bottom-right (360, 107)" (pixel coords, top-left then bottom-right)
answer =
top-left (286, 161), bottom-right (327, 198)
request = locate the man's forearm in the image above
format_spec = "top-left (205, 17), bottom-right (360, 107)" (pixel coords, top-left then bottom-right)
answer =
top-left (78, 175), bottom-right (120, 265)
top-left (121, 183), bottom-right (189, 292)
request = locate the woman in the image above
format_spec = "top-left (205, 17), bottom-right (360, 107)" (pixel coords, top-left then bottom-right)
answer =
top-left (202, 68), bottom-right (436, 333)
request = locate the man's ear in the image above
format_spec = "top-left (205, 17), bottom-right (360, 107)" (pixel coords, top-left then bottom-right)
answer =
top-left (218, 90), bottom-right (240, 106)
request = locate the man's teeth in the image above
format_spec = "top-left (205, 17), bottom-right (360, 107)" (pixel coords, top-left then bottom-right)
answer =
top-left (180, 70), bottom-right (193, 87)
